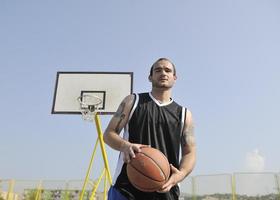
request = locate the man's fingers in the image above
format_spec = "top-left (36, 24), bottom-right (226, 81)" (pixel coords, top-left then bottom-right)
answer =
top-left (141, 144), bottom-right (150, 148)
top-left (129, 147), bottom-right (136, 158)
top-left (157, 183), bottom-right (171, 193)
top-left (170, 164), bottom-right (179, 173)
top-left (161, 179), bottom-right (171, 190)
top-left (123, 143), bottom-right (151, 163)
top-left (132, 145), bottom-right (142, 153)
top-left (123, 153), bottom-right (130, 163)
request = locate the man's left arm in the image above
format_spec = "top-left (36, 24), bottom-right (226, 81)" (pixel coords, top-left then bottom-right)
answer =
top-left (159, 109), bottom-right (196, 192)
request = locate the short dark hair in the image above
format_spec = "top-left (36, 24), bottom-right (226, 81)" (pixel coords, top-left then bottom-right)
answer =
top-left (149, 58), bottom-right (176, 76)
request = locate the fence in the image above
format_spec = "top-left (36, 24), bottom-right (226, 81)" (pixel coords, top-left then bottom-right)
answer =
top-left (180, 172), bottom-right (280, 200)
top-left (1, 172), bottom-right (280, 200)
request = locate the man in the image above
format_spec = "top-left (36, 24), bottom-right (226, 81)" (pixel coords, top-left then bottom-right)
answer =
top-left (103, 58), bottom-right (196, 200)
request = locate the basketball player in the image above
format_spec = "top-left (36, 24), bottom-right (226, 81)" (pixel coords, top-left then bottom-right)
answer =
top-left (103, 58), bottom-right (196, 200)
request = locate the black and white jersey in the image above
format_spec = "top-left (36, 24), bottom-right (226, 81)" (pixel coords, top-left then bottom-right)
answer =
top-left (112, 92), bottom-right (186, 200)
top-left (113, 92), bottom-right (187, 183)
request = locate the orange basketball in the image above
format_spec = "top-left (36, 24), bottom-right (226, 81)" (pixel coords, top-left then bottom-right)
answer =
top-left (126, 147), bottom-right (170, 192)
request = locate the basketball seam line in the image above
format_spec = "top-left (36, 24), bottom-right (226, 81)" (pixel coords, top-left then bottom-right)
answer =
top-left (141, 151), bottom-right (169, 180)
top-left (130, 162), bottom-right (165, 182)
top-left (131, 181), bottom-right (161, 191)
top-left (131, 152), bottom-right (167, 181)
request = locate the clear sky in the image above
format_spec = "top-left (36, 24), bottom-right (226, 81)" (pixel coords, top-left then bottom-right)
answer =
top-left (0, 0), bottom-right (279, 181)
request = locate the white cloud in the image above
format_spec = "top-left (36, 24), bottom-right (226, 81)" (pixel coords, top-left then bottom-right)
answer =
top-left (245, 149), bottom-right (265, 172)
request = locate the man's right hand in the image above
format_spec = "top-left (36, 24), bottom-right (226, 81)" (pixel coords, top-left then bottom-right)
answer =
top-left (120, 141), bottom-right (149, 163)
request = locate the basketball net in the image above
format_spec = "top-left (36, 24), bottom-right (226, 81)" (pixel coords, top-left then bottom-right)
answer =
top-left (77, 95), bottom-right (102, 121)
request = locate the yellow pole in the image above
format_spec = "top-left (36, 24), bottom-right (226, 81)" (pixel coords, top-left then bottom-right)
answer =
top-left (89, 168), bottom-right (106, 200)
top-left (231, 174), bottom-right (237, 200)
top-left (63, 181), bottom-right (70, 200)
top-left (103, 172), bottom-right (108, 200)
top-left (79, 138), bottom-right (100, 200)
top-left (6, 180), bottom-right (14, 200)
top-left (94, 114), bottom-right (112, 185)
top-left (35, 181), bottom-right (42, 200)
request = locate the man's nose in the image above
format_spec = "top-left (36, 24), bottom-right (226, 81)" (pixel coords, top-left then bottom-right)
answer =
top-left (160, 70), bottom-right (168, 75)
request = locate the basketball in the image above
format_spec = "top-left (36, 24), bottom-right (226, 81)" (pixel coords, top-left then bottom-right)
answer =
top-left (126, 147), bottom-right (170, 192)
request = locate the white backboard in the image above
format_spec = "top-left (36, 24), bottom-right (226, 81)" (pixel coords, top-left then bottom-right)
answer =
top-left (51, 72), bottom-right (133, 115)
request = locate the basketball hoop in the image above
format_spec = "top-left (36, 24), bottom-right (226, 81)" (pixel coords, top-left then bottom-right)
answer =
top-left (77, 95), bottom-right (102, 121)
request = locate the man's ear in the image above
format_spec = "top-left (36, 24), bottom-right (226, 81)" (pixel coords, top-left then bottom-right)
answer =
top-left (174, 75), bottom-right (177, 80)
top-left (148, 75), bottom-right (152, 82)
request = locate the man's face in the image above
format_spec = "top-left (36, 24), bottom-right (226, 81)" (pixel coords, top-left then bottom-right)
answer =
top-left (149, 60), bottom-right (177, 89)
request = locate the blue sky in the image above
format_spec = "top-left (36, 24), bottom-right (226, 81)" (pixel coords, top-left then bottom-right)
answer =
top-left (0, 0), bottom-right (279, 181)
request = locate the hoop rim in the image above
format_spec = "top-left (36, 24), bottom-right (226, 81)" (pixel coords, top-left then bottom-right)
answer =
top-left (77, 94), bottom-right (103, 108)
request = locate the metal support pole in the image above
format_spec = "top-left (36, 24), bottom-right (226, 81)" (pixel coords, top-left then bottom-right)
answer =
top-left (94, 114), bottom-right (112, 185)
top-left (79, 138), bottom-right (100, 200)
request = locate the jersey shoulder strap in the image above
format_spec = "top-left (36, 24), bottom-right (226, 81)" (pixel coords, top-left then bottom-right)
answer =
top-left (180, 107), bottom-right (187, 136)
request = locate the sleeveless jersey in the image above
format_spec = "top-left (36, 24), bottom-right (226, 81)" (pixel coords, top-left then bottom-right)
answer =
top-left (113, 92), bottom-right (186, 200)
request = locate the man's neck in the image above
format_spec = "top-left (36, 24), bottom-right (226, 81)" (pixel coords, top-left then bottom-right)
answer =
top-left (150, 89), bottom-right (172, 103)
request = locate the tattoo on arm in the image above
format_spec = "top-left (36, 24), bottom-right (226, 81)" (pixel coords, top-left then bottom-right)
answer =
top-left (181, 123), bottom-right (195, 147)
top-left (114, 102), bottom-right (126, 133)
